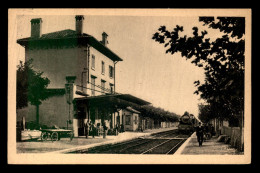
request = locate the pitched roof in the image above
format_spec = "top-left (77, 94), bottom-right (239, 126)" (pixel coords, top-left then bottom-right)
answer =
top-left (125, 106), bottom-right (141, 114)
top-left (17, 29), bottom-right (85, 41)
top-left (17, 29), bottom-right (123, 61)
top-left (41, 29), bottom-right (90, 39)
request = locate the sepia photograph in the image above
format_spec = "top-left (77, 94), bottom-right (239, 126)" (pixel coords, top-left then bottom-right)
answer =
top-left (8, 8), bottom-right (251, 164)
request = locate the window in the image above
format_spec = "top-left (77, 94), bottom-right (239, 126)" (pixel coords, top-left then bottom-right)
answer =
top-left (125, 115), bottom-right (131, 125)
top-left (109, 65), bottom-right (114, 78)
top-left (109, 83), bottom-right (114, 94)
top-left (91, 55), bottom-right (95, 69)
top-left (101, 61), bottom-right (105, 74)
top-left (91, 76), bottom-right (96, 96)
top-left (101, 80), bottom-right (106, 94)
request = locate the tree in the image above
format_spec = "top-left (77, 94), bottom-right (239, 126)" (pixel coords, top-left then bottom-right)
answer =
top-left (17, 59), bottom-right (50, 126)
top-left (152, 17), bottom-right (244, 127)
top-left (132, 104), bottom-right (180, 122)
top-left (198, 104), bottom-right (213, 123)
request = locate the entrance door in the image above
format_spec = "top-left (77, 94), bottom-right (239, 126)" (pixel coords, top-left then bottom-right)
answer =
top-left (78, 119), bottom-right (85, 136)
top-left (78, 108), bottom-right (86, 136)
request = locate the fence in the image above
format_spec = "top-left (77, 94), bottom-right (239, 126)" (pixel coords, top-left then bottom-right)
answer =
top-left (221, 126), bottom-right (244, 151)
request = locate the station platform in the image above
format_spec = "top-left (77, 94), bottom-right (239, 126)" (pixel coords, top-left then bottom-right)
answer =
top-left (51, 127), bottom-right (178, 154)
top-left (17, 127), bottom-right (177, 153)
top-left (175, 132), bottom-right (242, 155)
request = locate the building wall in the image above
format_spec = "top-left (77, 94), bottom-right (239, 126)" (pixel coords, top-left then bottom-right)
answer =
top-left (24, 45), bottom-right (117, 134)
top-left (87, 46), bottom-right (115, 96)
top-left (18, 95), bottom-right (70, 129)
top-left (139, 118), bottom-right (146, 131)
top-left (23, 46), bottom-right (86, 133)
top-left (122, 110), bottom-right (139, 131)
top-left (132, 113), bottom-right (139, 131)
top-left (209, 118), bottom-right (230, 136)
top-left (122, 110), bottom-right (131, 131)
top-left (25, 46), bottom-right (88, 89)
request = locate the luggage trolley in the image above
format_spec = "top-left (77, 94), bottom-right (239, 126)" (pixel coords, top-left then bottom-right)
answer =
top-left (40, 129), bottom-right (74, 142)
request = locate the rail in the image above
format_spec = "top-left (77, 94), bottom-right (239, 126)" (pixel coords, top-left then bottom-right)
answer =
top-left (165, 139), bottom-right (185, 154)
top-left (69, 129), bottom-right (190, 154)
top-left (141, 139), bottom-right (173, 154)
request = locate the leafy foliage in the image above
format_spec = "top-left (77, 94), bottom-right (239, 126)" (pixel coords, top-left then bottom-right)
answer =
top-left (132, 104), bottom-right (180, 122)
top-left (152, 17), bottom-right (245, 123)
top-left (17, 59), bottom-right (50, 125)
top-left (198, 104), bottom-right (213, 123)
top-left (17, 59), bottom-right (50, 107)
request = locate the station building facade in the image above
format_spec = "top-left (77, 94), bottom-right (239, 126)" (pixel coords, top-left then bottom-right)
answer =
top-left (17, 15), bottom-right (150, 137)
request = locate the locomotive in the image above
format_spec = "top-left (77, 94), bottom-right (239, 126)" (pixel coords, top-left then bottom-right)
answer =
top-left (178, 113), bottom-right (199, 134)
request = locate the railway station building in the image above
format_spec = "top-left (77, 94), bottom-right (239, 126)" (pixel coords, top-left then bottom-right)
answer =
top-left (17, 15), bottom-right (150, 137)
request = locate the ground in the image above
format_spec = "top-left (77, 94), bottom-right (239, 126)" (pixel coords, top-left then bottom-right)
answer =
top-left (16, 127), bottom-right (243, 155)
top-left (181, 135), bottom-right (243, 155)
top-left (17, 137), bottom-right (111, 153)
top-left (16, 128), bottom-right (176, 153)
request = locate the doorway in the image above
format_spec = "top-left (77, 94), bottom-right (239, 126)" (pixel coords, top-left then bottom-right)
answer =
top-left (77, 107), bottom-right (86, 136)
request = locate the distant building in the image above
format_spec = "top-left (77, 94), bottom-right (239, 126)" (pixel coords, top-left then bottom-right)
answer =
top-left (17, 15), bottom-right (150, 137)
top-left (123, 107), bottom-right (141, 131)
top-left (209, 118), bottom-right (229, 134)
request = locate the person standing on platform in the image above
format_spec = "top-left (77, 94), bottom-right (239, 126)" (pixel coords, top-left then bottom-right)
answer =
top-left (196, 122), bottom-right (204, 147)
top-left (115, 124), bottom-right (119, 136)
top-left (91, 123), bottom-right (96, 138)
top-left (96, 123), bottom-right (100, 136)
top-left (85, 121), bottom-right (89, 138)
top-left (103, 123), bottom-right (107, 139)
top-left (89, 122), bottom-right (93, 138)
top-left (120, 124), bottom-right (124, 133)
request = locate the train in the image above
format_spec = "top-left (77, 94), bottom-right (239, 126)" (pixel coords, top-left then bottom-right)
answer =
top-left (178, 113), bottom-right (200, 134)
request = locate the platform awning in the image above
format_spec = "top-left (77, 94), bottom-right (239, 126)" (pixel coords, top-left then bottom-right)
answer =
top-left (115, 94), bottom-right (150, 105)
top-left (74, 94), bottom-right (150, 109)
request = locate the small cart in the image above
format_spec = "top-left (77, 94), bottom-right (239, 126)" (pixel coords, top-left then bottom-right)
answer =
top-left (40, 129), bottom-right (74, 142)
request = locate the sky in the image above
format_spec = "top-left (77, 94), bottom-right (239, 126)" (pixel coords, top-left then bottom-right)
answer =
top-left (14, 14), bottom-right (224, 118)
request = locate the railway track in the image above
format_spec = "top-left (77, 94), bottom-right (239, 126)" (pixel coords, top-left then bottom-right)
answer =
top-left (141, 139), bottom-right (186, 154)
top-left (69, 129), bottom-right (190, 154)
top-left (151, 129), bottom-right (178, 138)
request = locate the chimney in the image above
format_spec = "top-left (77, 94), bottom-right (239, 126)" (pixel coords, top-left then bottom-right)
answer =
top-left (30, 18), bottom-right (43, 38)
top-left (75, 15), bottom-right (84, 35)
top-left (102, 32), bottom-right (108, 46)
